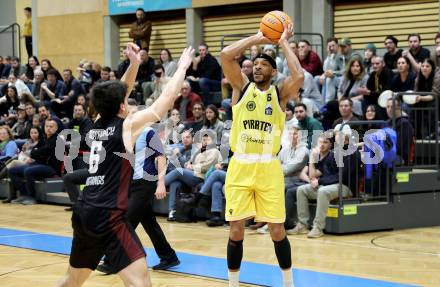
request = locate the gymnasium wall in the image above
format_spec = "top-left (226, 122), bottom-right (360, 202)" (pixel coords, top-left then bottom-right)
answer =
top-left (36, 0), bottom-right (104, 74)
top-left (0, 1), bottom-right (17, 58)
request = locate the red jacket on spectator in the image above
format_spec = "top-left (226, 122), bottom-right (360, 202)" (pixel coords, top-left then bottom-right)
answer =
top-left (174, 92), bottom-right (202, 122)
top-left (300, 50), bottom-right (323, 77)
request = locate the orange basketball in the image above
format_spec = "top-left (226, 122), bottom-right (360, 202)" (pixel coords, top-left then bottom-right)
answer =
top-left (260, 11), bottom-right (292, 42)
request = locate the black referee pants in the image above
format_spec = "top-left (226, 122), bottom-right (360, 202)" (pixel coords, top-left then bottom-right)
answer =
top-left (127, 179), bottom-right (177, 261)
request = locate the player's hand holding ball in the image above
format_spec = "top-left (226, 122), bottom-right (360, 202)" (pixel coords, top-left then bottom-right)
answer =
top-left (259, 10), bottom-right (293, 43)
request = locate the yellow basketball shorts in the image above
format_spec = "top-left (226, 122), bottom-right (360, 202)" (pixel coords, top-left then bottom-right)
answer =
top-left (225, 157), bottom-right (285, 223)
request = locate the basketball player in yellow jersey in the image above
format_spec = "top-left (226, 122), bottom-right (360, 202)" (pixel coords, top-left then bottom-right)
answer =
top-left (220, 23), bottom-right (304, 287)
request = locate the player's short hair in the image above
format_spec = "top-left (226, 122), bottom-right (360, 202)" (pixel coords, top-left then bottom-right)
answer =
top-left (91, 81), bottom-right (127, 122)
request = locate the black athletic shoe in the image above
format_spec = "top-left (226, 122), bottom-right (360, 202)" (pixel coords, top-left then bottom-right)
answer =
top-left (96, 262), bottom-right (114, 275)
top-left (152, 258), bottom-right (180, 270)
top-left (206, 216), bottom-right (224, 227)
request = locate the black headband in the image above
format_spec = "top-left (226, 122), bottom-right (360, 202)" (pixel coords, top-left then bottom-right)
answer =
top-left (254, 53), bottom-right (277, 69)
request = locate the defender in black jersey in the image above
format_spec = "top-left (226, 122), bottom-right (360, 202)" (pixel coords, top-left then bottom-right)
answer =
top-left (56, 43), bottom-right (195, 287)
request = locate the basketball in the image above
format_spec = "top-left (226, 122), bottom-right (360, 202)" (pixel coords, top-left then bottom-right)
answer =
top-left (260, 11), bottom-right (292, 42)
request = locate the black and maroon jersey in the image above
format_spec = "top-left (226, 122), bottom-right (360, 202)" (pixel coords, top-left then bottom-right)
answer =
top-left (80, 116), bottom-right (133, 211)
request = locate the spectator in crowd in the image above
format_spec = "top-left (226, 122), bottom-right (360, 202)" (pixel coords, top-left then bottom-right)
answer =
top-left (117, 50), bottom-right (130, 79)
top-left (337, 38), bottom-right (361, 71)
top-left (281, 102), bottom-right (298, 148)
top-left (163, 109), bottom-right (185, 145)
top-left (201, 104), bottom-right (224, 145)
top-left (0, 56), bottom-right (12, 79)
top-left (62, 68), bottom-right (84, 103)
top-left (404, 33), bottom-right (430, 70)
top-left (187, 43), bottom-right (222, 106)
top-left (9, 57), bottom-right (26, 79)
top-left (294, 103), bottom-right (323, 148)
top-left (22, 56), bottom-right (39, 84)
top-left (168, 130), bottom-right (193, 172)
top-left (358, 56), bottom-right (392, 117)
top-left (391, 56), bottom-right (416, 92)
top-left (98, 66), bottom-right (111, 83)
top-left (6, 73), bottom-right (31, 99)
top-left (221, 59), bottom-right (253, 121)
top-left (362, 104), bottom-right (384, 132)
top-left (40, 59), bottom-right (62, 81)
top-left (37, 103), bottom-right (64, 132)
top-left (0, 125), bottom-right (18, 164)
top-left (431, 33), bottom-right (440, 68)
top-left (159, 49), bottom-right (177, 77)
top-left (199, 162), bottom-right (228, 227)
top-left (413, 58), bottom-right (436, 139)
top-left (19, 92), bottom-right (36, 107)
top-left (109, 70), bottom-right (117, 81)
top-left (11, 105), bottom-right (30, 139)
top-left (280, 124), bottom-right (309, 229)
top-left (301, 70), bottom-right (323, 111)
top-left (0, 127), bottom-right (42, 202)
top-left (184, 102), bottom-right (205, 135)
top-left (291, 128), bottom-right (359, 238)
top-left (316, 37), bottom-right (343, 103)
top-left (69, 103), bottom-right (93, 150)
top-left (25, 102), bottom-right (36, 122)
top-left (9, 119), bottom-right (61, 205)
top-left (129, 8), bottom-right (152, 51)
top-left (165, 133), bottom-right (222, 221)
top-left (174, 80), bottom-right (202, 122)
top-left (134, 48), bottom-right (155, 103)
top-left (263, 44), bottom-right (283, 73)
top-left (363, 43), bottom-right (376, 75)
top-left (0, 85), bottom-right (19, 117)
top-left (32, 68), bottom-right (44, 99)
top-left (386, 98), bottom-right (414, 165)
top-left (298, 39), bottom-right (323, 77)
top-left (383, 35), bottom-right (402, 71)
top-left (144, 64), bottom-right (170, 106)
top-left (337, 58), bottom-right (368, 116)
top-left (282, 40), bottom-right (299, 76)
top-left (250, 45), bottom-right (261, 60)
top-left (333, 97), bottom-right (360, 129)
top-left (40, 69), bottom-right (65, 103)
top-left (23, 7), bottom-right (32, 59)
top-left (221, 56), bottom-right (251, 100)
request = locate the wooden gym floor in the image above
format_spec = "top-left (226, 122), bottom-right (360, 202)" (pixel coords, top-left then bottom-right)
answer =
top-left (0, 203), bottom-right (438, 286)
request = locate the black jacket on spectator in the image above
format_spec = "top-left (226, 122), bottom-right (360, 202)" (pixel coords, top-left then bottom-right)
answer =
top-left (193, 53), bottom-right (222, 81)
top-left (390, 72), bottom-right (416, 92)
top-left (388, 116), bottom-right (414, 165)
top-left (117, 60), bottom-right (130, 79)
top-left (69, 117), bottom-right (93, 151)
top-left (137, 57), bottom-right (155, 83)
top-left (384, 49), bottom-right (402, 71)
top-left (30, 134), bottom-right (62, 175)
top-left (63, 78), bottom-right (84, 99)
top-left (411, 47), bottom-right (431, 63)
top-left (316, 151), bottom-right (338, 186)
top-left (184, 120), bottom-right (204, 136)
top-left (41, 80), bottom-right (66, 102)
top-left (316, 148), bottom-right (361, 195)
top-left (1, 64), bottom-right (11, 79)
top-left (365, 69), bottom-right (393, 107)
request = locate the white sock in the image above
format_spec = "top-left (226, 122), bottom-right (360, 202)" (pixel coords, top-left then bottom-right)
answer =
top-left (281, 268), bottom-right (293, 287)
top-left (228, 270), bottom-right (240, 287)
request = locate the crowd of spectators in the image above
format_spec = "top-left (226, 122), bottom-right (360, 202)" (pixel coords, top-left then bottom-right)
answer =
top-left (0, 30), bottom-right (438, 237)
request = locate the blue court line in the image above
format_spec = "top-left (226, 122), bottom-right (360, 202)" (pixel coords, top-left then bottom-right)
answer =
top-left (0, 227), bottom-right (418, 287)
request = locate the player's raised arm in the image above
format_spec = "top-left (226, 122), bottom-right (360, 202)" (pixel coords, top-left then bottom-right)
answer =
top-left (278, 23), bottom-right (304, 106)
top-left (123, 47), bottom-right (195, 152)
top-left (220, 32), bottom-right (271, 105)
top-left (121, 43), bottom-right (141, 99)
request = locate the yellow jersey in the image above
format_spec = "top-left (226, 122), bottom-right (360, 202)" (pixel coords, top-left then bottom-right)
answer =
top-left (229, 82), bottom-right (285, 156)
top-left (23, 18), bottom-right (32, 37)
